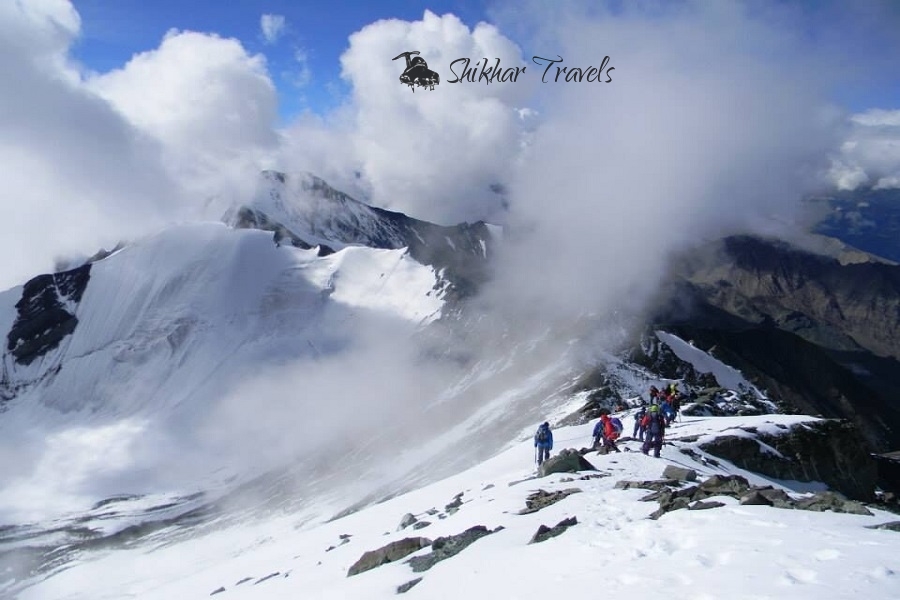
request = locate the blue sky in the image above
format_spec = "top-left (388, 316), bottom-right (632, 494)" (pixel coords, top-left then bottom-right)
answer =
top-left (72, 0), bottom-right (491, 120)
top-left (69, 0), bottom-right (900, 121)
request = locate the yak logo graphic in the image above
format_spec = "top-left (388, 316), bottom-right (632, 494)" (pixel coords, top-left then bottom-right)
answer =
top-left (392, 51), bottom-right (439, 92)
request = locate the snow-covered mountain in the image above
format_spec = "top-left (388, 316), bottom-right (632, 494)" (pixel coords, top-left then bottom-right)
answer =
top-left (226, 171), bottom-right (497, 298)
top-left (1, 172), bottom-right (898, 598)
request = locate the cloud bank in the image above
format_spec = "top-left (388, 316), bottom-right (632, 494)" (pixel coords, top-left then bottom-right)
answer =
top-left (830, 109), bottom-right (900, 190)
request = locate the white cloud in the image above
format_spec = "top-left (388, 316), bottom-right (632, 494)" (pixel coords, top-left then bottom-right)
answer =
top-left (829, 109), bottom-right (900, 190)
top-left (331, 10), bottom-right (533, 225)
top-left (89, 29), bottom-right (280, 202)
top-left (0, 0), bottom-right (180, 290)
top-left (477, 1), bottom-right (843, 324)
top-left (260, 13), bottom-right (286, 44)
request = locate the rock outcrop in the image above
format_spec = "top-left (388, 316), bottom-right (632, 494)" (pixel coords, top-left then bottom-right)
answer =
top-left (617, 473), bottom-right (873, 520)
top-left (6, 264), bottom-right (91, 366)
top-left (699, 420), bottom-right (877, 501)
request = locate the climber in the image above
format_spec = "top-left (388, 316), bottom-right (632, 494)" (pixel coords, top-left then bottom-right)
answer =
top-left (633, 405), bottom-right (647, 441)
top-left (534, 421), bottom-right (553, 465)
top-left (641, 405), bottom-right (666, 458)
top-left (599, 413), bottom-right (622, 454)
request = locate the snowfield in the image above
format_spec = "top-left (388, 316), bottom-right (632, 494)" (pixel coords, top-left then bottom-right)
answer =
top-left (15, 413), bottom-right (900, 600)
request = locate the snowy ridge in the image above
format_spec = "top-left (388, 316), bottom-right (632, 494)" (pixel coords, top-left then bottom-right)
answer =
top-left (16, 413), bottom-right (900, 600)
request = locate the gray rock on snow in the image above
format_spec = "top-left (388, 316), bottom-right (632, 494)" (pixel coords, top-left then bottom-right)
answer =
top-left (663, 465), bottom-right (698, 482)
top-left (347, 537), bottom-right (432, 577)
top-left (397, 577), bottom-right (423, 594)
top-left (406, 526), bottom-right (498, 573)
top-left (538, 449), bottom-right (597, 477)
top-left (529, 516), bottom-right (578, 544)
top-left (397, 513), bottom-right (418, 530)
top-left (518, 488), bottom-right (582, 515)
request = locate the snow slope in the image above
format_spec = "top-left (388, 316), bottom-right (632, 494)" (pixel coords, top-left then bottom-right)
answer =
top-left (17, 412), bottom-right (900, 600)
top-left (0, 222), bottom-right (444, 523)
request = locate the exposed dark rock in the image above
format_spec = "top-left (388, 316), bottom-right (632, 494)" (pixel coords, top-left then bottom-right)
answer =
top-left (663, 466), bottom-right (698, 482)
top-left (412, 521), bottom-right (431, 530)
top-left (652, 234), bottom-right (900, 451)
top-left (210, 587), bottom-right (226, 596)
top-left (7, 264), bottom-right (91, 365)
top-left (518, 488), bottom-right (582, 515)
top-left (538, 449), bottom-right (597, 477)
top-left (556, 385), bottom-right (621, 426)
top-left (679, 447), bottom-right (720, 468)
top-left (347, 537), bottom-right (431, 577)
top-left (254, 573), bottom-right (280, 585)
top-left (397, 577), bottom-right (423, 594)
top-left (529, 516), bottom-right (578, 544)
top-left (236, 577), bottom-right (252, 585)
top-left (699, 420), bottom-right (877, 501)
top-left (874, 452), bottom-right (900, 495)
top-left (406, 526), bottom-right (496, 573)
top-left (625, 330), bottom-right (722, 390)
top-left (689, 500), bottom-right (726, 511)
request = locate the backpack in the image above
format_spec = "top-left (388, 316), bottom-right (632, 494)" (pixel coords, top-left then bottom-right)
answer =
top-left (610, 417), bottom-right (624, 436)
top-left (536, 426), bottom-right (550, 444)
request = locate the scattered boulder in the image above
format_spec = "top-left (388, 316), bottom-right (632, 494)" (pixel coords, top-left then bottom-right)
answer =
top-left (347, 537), bottom-right (432, 577)
top-left (794, 491), bottom-right (872, 516)
top-left (697, 475), bottom-right (751, 498)
top-left (407, 526), bottom-right (497, 573)
top-left (754, 487), bottom-right (795, 509)
top-left (518, 488), bottom-right (582, 515)
top-left (412, 521), bottom-right (432, 530)
top-left (529, 517), bottom-right (578, 544)
top-left (867, 521), bottom-right (900, 532)
top-left (397, 578), bottom-right (423, 594)
top-left (397, 513), bottom-right (418, 531)
top-left (445, 493), bottom-right (464, 513)
top-left (539, 450), bottom-right (597, 477)
top-left (739, 491), bottom-right (773, 506)
top-left (615, 479), bottom-right (679, 492)
top-left (663, 465), bottom-right (698, 482)
top-left (699, 420), bottom-right (877, 501)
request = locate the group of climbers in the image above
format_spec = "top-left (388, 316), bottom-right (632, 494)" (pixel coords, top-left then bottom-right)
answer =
top-left (533, 381), bottom-right (685, 467)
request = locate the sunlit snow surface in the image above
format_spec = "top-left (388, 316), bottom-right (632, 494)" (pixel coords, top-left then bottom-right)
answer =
top-left (15, 413), bottom-right (900, 600)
